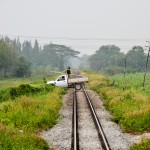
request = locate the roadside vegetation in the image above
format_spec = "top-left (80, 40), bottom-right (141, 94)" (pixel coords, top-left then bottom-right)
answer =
top-left (111, 73), bottom-right (150, 95)
top-left (86, 71), bottom-right (150, 149)
top-left (130, 138), bottom-right (150, 150)
top-left (1, 36), bottom-right (150, 149)
top-left (0, 77), bottom-right (66, 149)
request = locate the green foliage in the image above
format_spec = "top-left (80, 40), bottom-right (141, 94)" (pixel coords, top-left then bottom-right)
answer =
top-left (126, 46), bottom-right (146, 72)
top-left (130, 139), bottom-right (150, 150)
top-left (79, 54), bottom-right (90, 70)
top-left (22, 40), bottom-right (32, 61)
top-left (0, 37), bottom-right (19, 77)
top-left (0, 130), bottom-right (49, 150)
top-left (41, 43), bottom-right (80, 71)
top-left (111, 73), bottom-right (150, 94)
top-left (14, 56), bottom-right (31, 77)
top-left (0, 37), bottom-right (31, 77)
top-left (0, 83), bottom-right (66, 149)
top-left (0, 93), bottom-right (62, 130)
top-left (31, 39), bottom-right (40, 65)
top-left (89, 45), bottom-right (147, 75)
top-left (0, 83), bottom-right (55, 102)
top-left (121, 111), bottom-right (150, 132)
top-left (0, 88), bottom-right (11, 102)
top-left (89, 45), bottom-right (125, 73)
top-left (0, 37), bottom-right (81, 78)
top-left (87, 73), bottom-right (150, 134)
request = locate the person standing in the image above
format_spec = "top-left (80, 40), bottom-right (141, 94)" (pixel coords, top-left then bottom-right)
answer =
top-left (66, 67), bottom-right (71, 78)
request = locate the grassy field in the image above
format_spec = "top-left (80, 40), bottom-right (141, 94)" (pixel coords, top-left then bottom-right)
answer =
top-left (1, 73), bottom-right (150, 149)
top-left (0, 75), bottom-right (55, 90)
top-left (86, 71), bottom-right (150, 149)
top-left (0, 77), bottom-right (66, 149)
top-left (111, 73), bottom-right (150, 95)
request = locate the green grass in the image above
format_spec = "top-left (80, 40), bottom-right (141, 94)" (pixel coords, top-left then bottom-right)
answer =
top-left (0, 83), bottom-right (55, 102)
top-left (86, 72), bottom-right (150, 133)
top-left (0, 77), bottom-right (35, 89)
top-left (0, 77), bottom-right (67, 149)
top-left (0, 130), bottom-right (49, 150)
top-left (111, 73), bottom-right (150, 95)
top-left (130, 138), bottom-right (150, 150)
top-left (0, 76), bottom-right (55, 90)
top-left (86, 72), bottom-right (150, 149)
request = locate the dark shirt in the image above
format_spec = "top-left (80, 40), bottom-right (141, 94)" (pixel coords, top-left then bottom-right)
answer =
top-left (67, 69), bottom-right (71, 75)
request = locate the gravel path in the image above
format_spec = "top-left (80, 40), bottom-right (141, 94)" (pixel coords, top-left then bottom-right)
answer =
top-left (41, 88), bottom-right (150, 150)
top-left (41, 90), bottom-right (73, 149)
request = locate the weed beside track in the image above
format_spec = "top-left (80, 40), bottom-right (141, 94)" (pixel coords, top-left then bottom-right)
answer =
top-left (0, 78), bottom-right (67, 149)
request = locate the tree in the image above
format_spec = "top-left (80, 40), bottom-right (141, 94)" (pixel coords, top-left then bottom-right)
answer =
top-left (40, 44), bottom-right (59, 68)
top-left (16, 37), bottom-right (21, 54)
top-left (31, 39), bottom-right (40, 65)
top-left (0, 37), bottom-right (19, 77)
top-left (14, 56), bottom-right (31, 77)
top-left (54, 44), bottom-right (80, 70)
top-left (126, 46), bottom-right (146, 72)
top-left (79, 54), bottom-right (90, 70)
top-left (89, 45), bottom-right (124, 74)
top-left (41, 43), bottom-right (80, 71)
top-left (22, 40), bottom-right (32, 61)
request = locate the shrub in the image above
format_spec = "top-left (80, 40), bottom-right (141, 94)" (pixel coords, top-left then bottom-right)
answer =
top-left (0, 88), bottom-right (11, 102)
top-left (0, 84), bottom-right (55, 102)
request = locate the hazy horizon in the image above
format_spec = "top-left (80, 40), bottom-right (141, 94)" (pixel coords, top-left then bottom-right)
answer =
top-left (1, 35), bottom-right (148, 55)
top-left (1, 0), bottom-right (150, 55)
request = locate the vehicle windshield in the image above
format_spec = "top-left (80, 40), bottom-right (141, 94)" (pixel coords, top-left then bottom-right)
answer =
top-left (57, 76), bottom-right (65, 81)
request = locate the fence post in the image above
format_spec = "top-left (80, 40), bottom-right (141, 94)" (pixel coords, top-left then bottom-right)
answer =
top-left (143, 42), bottom-right (150, 88)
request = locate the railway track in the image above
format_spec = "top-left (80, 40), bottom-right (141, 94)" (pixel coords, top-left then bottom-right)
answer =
top-left (71, 83), bottom-right (111, 150)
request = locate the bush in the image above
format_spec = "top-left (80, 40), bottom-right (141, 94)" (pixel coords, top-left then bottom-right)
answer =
top-left (0, 84), bottom-right (55, 102)
top-left (0, 88), bottom-right (11, 102)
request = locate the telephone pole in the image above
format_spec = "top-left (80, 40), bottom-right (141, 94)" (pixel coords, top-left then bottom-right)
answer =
top-left (143, 41), bottom-right (150, 88)
top-left (123, 57), bottom-right (127, 78)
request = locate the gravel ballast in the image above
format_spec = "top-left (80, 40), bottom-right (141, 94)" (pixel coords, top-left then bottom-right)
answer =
top-left (41, 89), bottom-right (150, 150)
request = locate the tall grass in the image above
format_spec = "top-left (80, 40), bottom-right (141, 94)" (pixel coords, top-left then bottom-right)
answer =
top-left (86, 72), bottom-right (150, 149)
top-left (0, 82), bottom-right (55, 102)
top-left (111, 73), bottom-right (150, 94)
top-left (87, 72), bottom-right (150, 133)
top-left (0, 78), bottom-right (67, 149)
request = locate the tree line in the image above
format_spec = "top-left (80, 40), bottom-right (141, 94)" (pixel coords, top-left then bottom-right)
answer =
top-left (88, 45), bottom-right (148, 75)
top-left (0, 37), bottom-right (31, 77)
top-left (0, 37), bottom-right (80, 77)
top-left (0, 36), bottom-right (149, 77)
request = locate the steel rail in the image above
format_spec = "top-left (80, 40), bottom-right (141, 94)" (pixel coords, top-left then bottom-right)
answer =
top-left (82, 84), bottom-right (111, 150)
top-left (71, 88), bottom-right (79, 150)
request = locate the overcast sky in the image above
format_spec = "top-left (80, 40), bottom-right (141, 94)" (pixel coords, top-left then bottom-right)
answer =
top-left (0, 0), bottom-right (150, 54)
